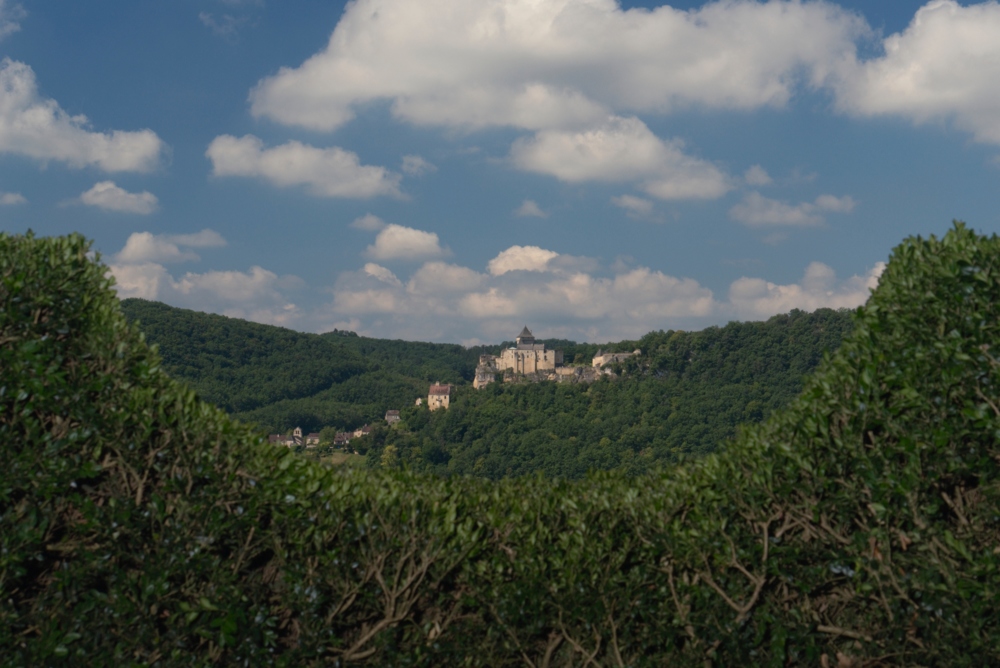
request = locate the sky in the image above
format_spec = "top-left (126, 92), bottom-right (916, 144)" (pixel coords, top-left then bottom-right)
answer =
top-left (2, 0), bottom-right (999, 345)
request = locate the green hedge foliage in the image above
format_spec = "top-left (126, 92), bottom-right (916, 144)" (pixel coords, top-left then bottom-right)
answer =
top-left (3, 223), bottom-right (1000, 665)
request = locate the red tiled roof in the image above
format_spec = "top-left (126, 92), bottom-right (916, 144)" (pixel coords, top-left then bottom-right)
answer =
top-left (429, 384), bottom-right (452, 395)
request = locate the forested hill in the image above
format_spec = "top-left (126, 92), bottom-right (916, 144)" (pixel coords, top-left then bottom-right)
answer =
top-left (366, 308), bottom-right (854, 477)
top-left (119, 299), bottom-right (479, 430)
top-left (121, 298), bottom-right (854, 476)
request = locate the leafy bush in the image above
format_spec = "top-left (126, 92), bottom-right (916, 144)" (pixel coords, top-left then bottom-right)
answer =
top-left (3, 223), bottom-right (1000, 665)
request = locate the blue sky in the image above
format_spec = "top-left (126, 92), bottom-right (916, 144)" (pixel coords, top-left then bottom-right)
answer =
top-left (2, 0), bottom-right (999, 344)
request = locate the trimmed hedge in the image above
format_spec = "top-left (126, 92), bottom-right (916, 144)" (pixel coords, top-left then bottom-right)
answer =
top-left (2, 223), bottom-right (999, 665)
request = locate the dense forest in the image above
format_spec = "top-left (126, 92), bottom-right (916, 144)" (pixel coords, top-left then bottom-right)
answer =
top-left (120, 298), bottom-right (479, 431)
top-left (122, 299), bottom-right (853, 476)
top-left (7, 225), bottom-right (1000, 665)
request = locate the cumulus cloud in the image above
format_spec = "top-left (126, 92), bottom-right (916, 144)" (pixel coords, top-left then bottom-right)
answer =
top-left (110, 262), bottom-right (303, 327)
top-left (365, 223), bottom-right (447, 260)
top-left (108, 227), bottom-right (885, 341)
top-left (511, 115), bottom-right (731, 199)
top-left (0, 190), bottom-right (25, 205)
top-left (113, 229), bottom-right (227, 264)
top-left (351, 213), bottom-right (387, 231)
top-left (206, 134), bottom-right (402, 198)
top-left (487, 245), bottom-right (559, 276)
top-left (79, 181), bottom-right (158, 214)
top-left (835, 0), bottom-right (1000, 145)
top-left (408, 261), bottom-right (485, 294)
top-left (108, 229), bottom-right (302, 327)
top-left (326, 247), bottom-right (885, 341)
top-left (245, 0), bottom-right (875, 199)
top-left (0, 1), bottom-right (25, 40)
top-left (327, 245), bottom-right (717, 341)
top-left (401, 154), bottom-right (436, 176)
top-left (249, 0), bottom-right (865, 133)
top-left (744, 164), bottom-right (773, 186)
top-left (514, 199), bottom-right (547, 218)
top-left (363, 262), bottom-right (402, 286)
top-left (0, 59), bottom-right (165, 172)
top-left (728, 261), bottom-right (884, 319)
top-left (115, 232), bottom-right (200, 264)
top-left (611, 194), bottom-right (654, 218)
top-left (729, 191), bottom-right (857, 228)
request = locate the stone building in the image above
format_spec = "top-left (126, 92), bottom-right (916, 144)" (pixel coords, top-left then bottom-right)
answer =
top-left (428, 384), bottom-right (452, 410)
top-left (475, 327), bottom-right (565, 388)
top-left (501, 326), bottom-right (563, 374)
top-left (592, 349), bottom-right (642, 369)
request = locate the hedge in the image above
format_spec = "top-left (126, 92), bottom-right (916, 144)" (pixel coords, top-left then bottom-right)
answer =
top-left (2, 222), bottom-right (999, 665)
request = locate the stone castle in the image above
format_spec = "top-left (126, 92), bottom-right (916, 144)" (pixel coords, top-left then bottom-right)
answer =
top-left (473, 326), bottom-right (639, 389)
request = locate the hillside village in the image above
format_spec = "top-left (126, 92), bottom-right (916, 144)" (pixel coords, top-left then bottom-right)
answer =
top-left (269, 326), bottom-right (639, 449)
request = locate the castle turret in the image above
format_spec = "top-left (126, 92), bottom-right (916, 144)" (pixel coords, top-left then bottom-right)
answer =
top-left (516, 326), bottom-right (535, 346)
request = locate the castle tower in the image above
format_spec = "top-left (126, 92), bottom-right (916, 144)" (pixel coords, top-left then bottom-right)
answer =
top-left (516, 326), bottom-right (534, 347)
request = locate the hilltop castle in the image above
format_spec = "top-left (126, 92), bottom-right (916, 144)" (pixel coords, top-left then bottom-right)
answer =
top-left (475, 327), bottom-right (563, 388)
top-left (474, 326), bottom-right (641, 389)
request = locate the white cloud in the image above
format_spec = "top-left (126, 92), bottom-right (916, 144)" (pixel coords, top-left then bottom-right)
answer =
top-left (514, 199), bottom-right (547, 218)
top-left (115, 232), bottom-right (200, 264)
top-left (487, 245), bottom-right (559, 276)
top-left (110, 261), bottom-right (303, 327)
top-left (511, 115), bottom-right (731, 200)
top-left (351, 213), bottom-right (387, 231)
top-left (0, 190), bottom-right (25, 205)
top-left (363, 262), bottom-right (402, 286)
top-left (408, 261), bottom-right (485, 294)
top-left (79, 181), bottom-right (158, 214)
top-left (113, 229), bottom-right (226, 264)
top-left (249, 0), bottom-right (865, 133)
top-left (365, 223), bottom-right (447, 260)
top-left (835, 0), bottom-right (1000, 145)
top-left (814, 194), bottom-right (857, 213)
top-left (401, 154), bottom-right (436, 176)
top-left (110, 226), bottom-right (885, 341)
top-left (744, 164), bottom-right (773, 186)
top-left (611, 194), bottom-right (654, 217)
top-left (729, 191), bottom-right (857, 228)
top-left (206, 134), bottom-right (402, 198)
top-left (728, 261), bottom-right (884, 319)
top-left (0, 1), bottom-right (26, 41)
top-left (246, 0), bottom-right (872, 200)
top-left (108, 229), bottom-right (302, 328)
top-left (0, 59), bottom-right (165, 172)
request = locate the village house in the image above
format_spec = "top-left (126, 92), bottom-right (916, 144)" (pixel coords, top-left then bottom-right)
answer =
top-left (268, 426), bottom-right (311, 447)
top-left (385, 409), bottom-right (401, 425)
top-left (428, 383), bottom-right (452, 410)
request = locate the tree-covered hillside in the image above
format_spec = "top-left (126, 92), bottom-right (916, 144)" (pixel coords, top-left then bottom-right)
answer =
top-left (123, 298), bottom-right (853, 476)
top-left (119, 299), bottom-right (479, 433)
top-left (7, 225), bottom-right (1000, 665)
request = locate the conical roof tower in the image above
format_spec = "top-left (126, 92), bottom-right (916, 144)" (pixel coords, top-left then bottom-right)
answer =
top-left (516, 326), bottom-right (535, 346)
